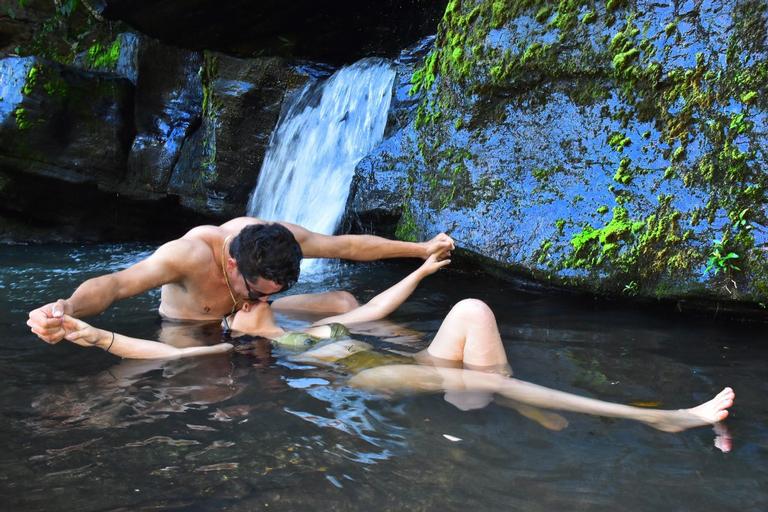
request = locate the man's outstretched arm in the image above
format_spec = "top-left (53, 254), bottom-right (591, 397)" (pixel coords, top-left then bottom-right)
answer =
top-left (27, 239), bottom-right (198, 344)
top-left (281, 222), bottom-right (455, 261)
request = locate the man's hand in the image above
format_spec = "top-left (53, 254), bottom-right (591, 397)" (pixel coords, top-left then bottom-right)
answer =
top-left (419, 253), bottom-right (451, 277)
top-left (422, 233), bottom-right (455, 260)
top-left (27, 299), bottom-right (72, 344)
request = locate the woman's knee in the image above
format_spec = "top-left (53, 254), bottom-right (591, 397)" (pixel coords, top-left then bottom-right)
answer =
top-left (451, 299), bottom-right (495, 323)
top-left (329, 291), bottom-right (359, 313)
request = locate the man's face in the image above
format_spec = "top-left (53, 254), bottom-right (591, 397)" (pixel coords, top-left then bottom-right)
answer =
top-left (239, 273), bottom-right (283, 302)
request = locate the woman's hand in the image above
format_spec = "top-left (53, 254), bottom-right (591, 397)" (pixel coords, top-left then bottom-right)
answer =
top-left (419, 253), bottom-right (451, 277)
top-left (421, 233), bottom-right (454, 260)
top-left (61, 315), bottom-right (110, 349)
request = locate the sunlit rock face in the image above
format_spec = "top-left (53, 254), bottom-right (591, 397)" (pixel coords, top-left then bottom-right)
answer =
top-left (349, 0), bottom-right (768, 304)
top-left (94, 0), bottom-right (448, 64)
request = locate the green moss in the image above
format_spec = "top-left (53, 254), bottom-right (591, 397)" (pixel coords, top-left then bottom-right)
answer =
top-left (395, 205), bottom-right (419, 242)
top-left (85, 39), bottom-right (121, 69)
top-left (410, 51), bottom-right (439, 96)
top-left (569, 205), bottom-right (644, 267)
top-left (198, 52), bottom-right (222, 184)
top-left (597, 205), bottom-right (609, 214)
top-left (664, 20), bottom-right (678, 36)
top-left (42, 75), bottom-right (68, 97)
top-left (728, 112), bottom-right (751, 134)
top-left (421, 146), bottom-right (476, 210)
top-left (201, 52), bottom-right (219, 118)
top-left (612, 157), bottom-right (633, 185)
top-left (535, 6), bottom-right (551, 23)
top-left (607, 131), bottom-right (632, 152)
top-left (605, 0), bottom-right (626, 12)
top-left (21, 64), bottom-right (39, 95)
top-left (535, 239), bottom-right (553, 264)
top-left (740, 91), bottom-right (758, 104)
top-left (532, 165), bottom-right (562, 181)
top-left (612, 47), bottom-right (639, 73)
top-left (14, 107), bottom-right (31, 130)
top-left (581, 10), bottom-right (596, 24)
top-left (566, 195), bottom-right (697, 286)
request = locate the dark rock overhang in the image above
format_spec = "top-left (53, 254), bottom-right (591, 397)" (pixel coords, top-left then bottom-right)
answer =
top-left (94, 0), bottom-right (448, 64)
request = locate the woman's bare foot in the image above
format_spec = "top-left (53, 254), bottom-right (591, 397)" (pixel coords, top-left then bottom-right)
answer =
top-left (647, 387), bottom-right (735, 433)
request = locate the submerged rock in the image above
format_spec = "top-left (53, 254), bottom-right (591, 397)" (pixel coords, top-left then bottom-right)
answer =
top-left (349, 0), bottom-right (768, 305)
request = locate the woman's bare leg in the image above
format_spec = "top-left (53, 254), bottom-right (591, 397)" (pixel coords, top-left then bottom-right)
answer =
top-left (425, 299), bottom-right (509, 369)
top-left (349, 365), bottom-right (734, 433)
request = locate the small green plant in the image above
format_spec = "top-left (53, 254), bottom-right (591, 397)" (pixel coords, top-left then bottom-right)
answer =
top-left (740, 91), bottom-right (757, 104)
top-left (729, 112), bottom-right (751, 134)
top-left (22, 64), bottom-right (39, 95)
top-left (623, 280), bottom-right (639, 295)
top-left (705, 239), bottom-right (740, 275)
top-left (14, 107), bottom-right (31, 130)
top-left (733, 208), bottom-right (753, 232)
top-left (86, 40), bottom-right (121, 69)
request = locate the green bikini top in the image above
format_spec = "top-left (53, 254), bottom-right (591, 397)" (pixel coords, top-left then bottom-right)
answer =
top-left (272, 322), bottom-right (350, 348)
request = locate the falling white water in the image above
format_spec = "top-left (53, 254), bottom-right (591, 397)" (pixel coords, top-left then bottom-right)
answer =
top-left (247, 58), bottom-right (395, 275)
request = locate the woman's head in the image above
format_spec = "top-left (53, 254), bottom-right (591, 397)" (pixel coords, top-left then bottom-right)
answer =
top-left (227, 300), bottom-right (279, 335)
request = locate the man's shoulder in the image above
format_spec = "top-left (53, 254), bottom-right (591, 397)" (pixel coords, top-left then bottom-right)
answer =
top-left (181, 224), bottom-right (222, 240)
top-left (218, 217), bottom-right (265, 232)
top-left (156, 236), bottom-right (214, 270)
top-left (181, 218), bottom-right (266, 239)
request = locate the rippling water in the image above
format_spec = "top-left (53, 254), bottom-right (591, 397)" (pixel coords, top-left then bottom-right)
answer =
top-left (1, 244), bottom-right (766, 511)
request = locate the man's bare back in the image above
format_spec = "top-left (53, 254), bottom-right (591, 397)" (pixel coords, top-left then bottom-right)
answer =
top-left (27, 217), bottom-right (455, 343)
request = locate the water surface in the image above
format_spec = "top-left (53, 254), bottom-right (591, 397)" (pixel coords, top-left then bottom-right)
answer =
top-left (0, 244), bottom-right (766, 511)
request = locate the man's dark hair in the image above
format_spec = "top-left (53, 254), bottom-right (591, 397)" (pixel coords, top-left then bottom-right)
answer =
top-left (229, 223), bottom-right (302, 289)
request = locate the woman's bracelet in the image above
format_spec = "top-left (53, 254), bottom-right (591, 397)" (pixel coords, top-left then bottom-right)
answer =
top-left (105, 331), bottom-right (115, 353)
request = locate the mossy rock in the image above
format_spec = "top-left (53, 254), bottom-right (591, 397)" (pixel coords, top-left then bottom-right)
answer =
top-left (0, 56), bottom-right (134, 187)
top-left (351, 0), bottom-right (768, 305)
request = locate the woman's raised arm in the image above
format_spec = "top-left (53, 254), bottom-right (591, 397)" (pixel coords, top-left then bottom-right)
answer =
top-left (313, 254), bottom-right (450, 326)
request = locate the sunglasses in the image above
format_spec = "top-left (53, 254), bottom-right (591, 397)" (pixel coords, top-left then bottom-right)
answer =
top-left (241, 274), bottom-right (273, 301)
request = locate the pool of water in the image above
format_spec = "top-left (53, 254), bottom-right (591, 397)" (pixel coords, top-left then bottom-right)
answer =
top-left (0, 244), bottom-right (766, 511)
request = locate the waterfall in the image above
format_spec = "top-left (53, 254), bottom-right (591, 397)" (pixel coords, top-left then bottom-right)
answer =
top-left (247, 58), bottom-right (395, 274)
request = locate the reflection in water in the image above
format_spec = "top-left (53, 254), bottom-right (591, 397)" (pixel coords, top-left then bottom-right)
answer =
top-left (1, 244), bottom-right (767, 511)
top-left (28, 356), bottom-right (246, 433)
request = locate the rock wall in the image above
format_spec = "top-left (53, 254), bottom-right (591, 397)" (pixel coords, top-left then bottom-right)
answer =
top-left (348, 0), bottom-right (768, 305)
top-left (0, 0), bottom-right (447, 241)
top-left (0, 28), bottom-right (319, 240)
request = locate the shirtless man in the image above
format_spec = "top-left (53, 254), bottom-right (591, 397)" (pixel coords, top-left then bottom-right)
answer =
top-left (27, 217), bottom-right (455, 344)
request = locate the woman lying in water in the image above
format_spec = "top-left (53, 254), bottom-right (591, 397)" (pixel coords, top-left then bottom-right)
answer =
top-left (59, 255), bottom-right (734, 436)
